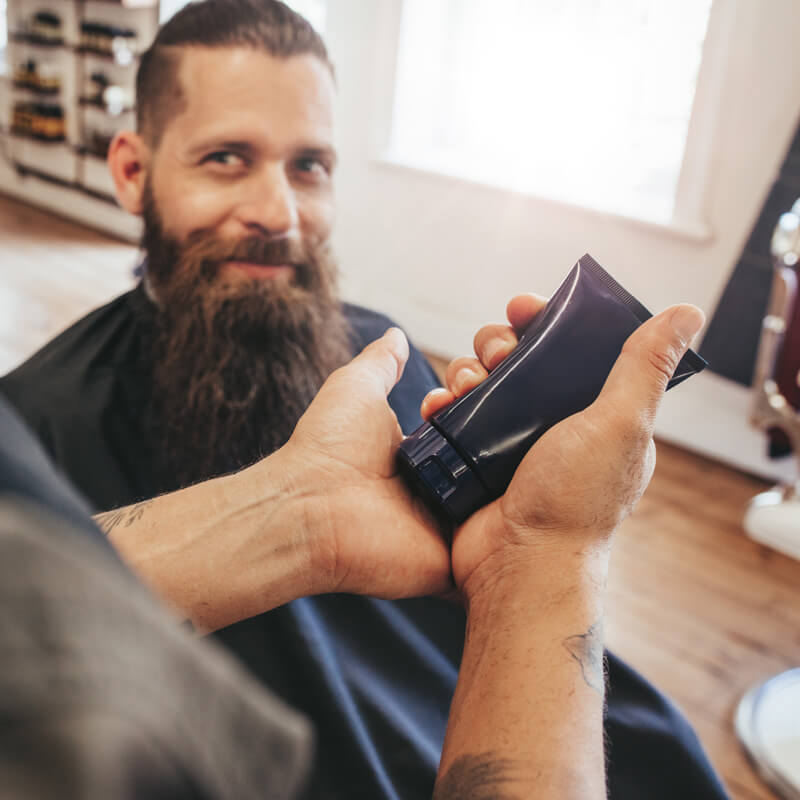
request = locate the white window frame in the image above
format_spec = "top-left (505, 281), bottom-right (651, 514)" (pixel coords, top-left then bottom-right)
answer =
top-left (0, 0), bottom-right (8, 73)
top-left (366, 0), bottom-right (734, 243)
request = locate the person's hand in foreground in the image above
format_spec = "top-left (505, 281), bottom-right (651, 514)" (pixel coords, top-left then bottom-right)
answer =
top-left (422, 294), bottom-right (705, 799)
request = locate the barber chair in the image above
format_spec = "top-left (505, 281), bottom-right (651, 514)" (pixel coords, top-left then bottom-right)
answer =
top-left (735, 198), bottom-right (800, 800)
top-left (744, 197), bottom-right (800, 557)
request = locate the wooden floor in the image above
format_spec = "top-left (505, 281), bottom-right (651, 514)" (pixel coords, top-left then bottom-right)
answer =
top-left (3, 192), bottom-right (800, 799)
top-left (0, 194), bottom-right (139, 371)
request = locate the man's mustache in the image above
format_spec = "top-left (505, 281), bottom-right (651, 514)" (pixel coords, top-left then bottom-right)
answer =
top-left (221, 235), bottom-right (306, 266)
top-left (179, 233), bottom-right (311, 281)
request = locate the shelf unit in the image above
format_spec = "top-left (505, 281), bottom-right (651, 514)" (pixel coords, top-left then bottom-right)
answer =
top-left (1, 0), bottom-right (163, 239)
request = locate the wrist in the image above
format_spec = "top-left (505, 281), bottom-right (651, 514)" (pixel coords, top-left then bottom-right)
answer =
top-left (464, 550), bottom-right (608, 677)
top-left (203, 450), bottom-right (324, 623)
top-left (461, 518), bottom-right (611, 610)
top-left (243, 443), bottom-right (337, 597)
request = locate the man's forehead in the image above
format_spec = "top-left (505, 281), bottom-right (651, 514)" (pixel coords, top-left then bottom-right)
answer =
top-left (168, 46), bottom-right (335, 139)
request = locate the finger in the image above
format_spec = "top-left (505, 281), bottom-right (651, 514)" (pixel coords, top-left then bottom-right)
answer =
top-left (594, 304), bottom-right (705, 432)
top-left (472, 324), bottom-right (519, 371)
top-left (335, 327), bottom-right (410, 398)
top-left (506, 293), bottom-right (548, 334)
top-left (421, 388), bottom-right (455, 420)
top-left (444, 355), bottom-right (489, 398)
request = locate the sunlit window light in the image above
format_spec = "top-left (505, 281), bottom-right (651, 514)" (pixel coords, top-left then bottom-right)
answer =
top-left (283, 0), bottom-right (327, 34)
top-left (0, 0), bottom-right (7, 52)
top-left (389, 0), bottom-right (713, 225)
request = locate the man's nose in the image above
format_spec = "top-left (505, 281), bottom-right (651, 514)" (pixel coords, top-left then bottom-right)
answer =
top-left (238, 165), bottom-right (298, 237)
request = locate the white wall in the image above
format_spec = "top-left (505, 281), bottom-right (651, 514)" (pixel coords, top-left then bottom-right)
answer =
top-left (324, 0), bottom-right (800, 481)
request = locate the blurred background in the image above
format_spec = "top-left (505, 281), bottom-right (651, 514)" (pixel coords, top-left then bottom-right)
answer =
top-left (1, 1), bottom-right (799, 798)
top-left (3, 0), bottom-right (800, 478)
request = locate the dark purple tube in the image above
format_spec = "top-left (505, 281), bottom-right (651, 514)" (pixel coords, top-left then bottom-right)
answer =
top-left (397, 254), bottom-right (707, 529)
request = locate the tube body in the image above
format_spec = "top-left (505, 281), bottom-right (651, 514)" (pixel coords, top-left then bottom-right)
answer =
top-left (397, 254), bottom-right (707, 527)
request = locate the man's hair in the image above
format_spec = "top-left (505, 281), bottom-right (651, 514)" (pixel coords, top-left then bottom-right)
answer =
top-left (136, 0), bottom-right (332, 145)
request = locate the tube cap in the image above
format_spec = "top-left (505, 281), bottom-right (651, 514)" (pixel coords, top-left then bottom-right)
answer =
top-left (397, 422), bottom-right (490, 529)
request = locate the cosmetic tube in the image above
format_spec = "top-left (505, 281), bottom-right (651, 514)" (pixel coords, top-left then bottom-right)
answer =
top-left (397, 253), bottom-right (707, 528)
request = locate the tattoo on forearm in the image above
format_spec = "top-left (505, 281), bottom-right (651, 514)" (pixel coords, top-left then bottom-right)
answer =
top-left (94, 501), bottom-right (151, 535)
top-left (433, 754), bottom-right (520, 800)
top-left (563, 619), bottom-right (606, 693)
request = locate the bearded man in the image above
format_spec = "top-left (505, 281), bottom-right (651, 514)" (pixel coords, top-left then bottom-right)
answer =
top-left (0, 2), bottom-right (729, 799)
top-left (2, 1), bottom-right (433, 508)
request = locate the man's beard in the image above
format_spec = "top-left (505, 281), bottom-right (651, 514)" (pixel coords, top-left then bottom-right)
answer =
top-left (135, 185), bottom-right (353, 491)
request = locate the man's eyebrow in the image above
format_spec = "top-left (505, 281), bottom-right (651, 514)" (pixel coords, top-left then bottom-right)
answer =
top-left (185, 140), bottom-right (337, 167)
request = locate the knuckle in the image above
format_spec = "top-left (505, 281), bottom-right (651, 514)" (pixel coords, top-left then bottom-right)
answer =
top-left (446, 355), bottom-right (476, 380)
top-left (646, 346), bottom-right (679, 383)
top-left (622, 333), bottom-right (680, 384)
top-left (474, 325), bottom-right (515, 357)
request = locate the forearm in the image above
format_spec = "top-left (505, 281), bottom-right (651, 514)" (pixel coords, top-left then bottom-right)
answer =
top-left (435, 553), bottom-right (609, 800)
top-left (94, 457), bottom-right (318, 632)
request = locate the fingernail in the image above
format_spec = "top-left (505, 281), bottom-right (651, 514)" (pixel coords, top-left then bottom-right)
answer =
top-left (454, 367), bottom-right (478, 395)
top-left (485, 334), bottom-right (514, 366)
top-left (670, 306), bottom-right (705, 344)
top-left (384, 327), bottom-right (409, 360)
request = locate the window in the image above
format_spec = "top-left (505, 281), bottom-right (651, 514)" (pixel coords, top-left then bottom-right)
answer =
top-left (0, 0), bottom-right (7, 53)
top-left (159, 0), bottom-right (188, 23)
top-left (388, 0), bottom-right (713, 225)
top-left (283, 0), bottom-right (326, 34)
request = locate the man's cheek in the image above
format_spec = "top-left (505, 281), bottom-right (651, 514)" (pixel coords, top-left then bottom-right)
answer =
top-left (159, 182), bottom-right (232, 240)
top-left (300, 197), bottom-right (335, 247)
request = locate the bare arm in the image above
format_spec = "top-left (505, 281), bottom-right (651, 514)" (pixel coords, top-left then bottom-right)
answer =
top-left (433, 555), bottom-right (608, 800)
top-left (94, 459), bottom-right (317, 632)
top-left (428, 301), bottom-right (704, 799)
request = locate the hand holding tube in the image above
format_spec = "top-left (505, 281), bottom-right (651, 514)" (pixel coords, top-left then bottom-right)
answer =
top-left (400, 256), bottom-right (706, 527)
top-left (280, 329), bottom-right (452, 600)
top-left (288, 298), bottom-right (703, 605)
top-left (422, 300), bottom-right (706, 601)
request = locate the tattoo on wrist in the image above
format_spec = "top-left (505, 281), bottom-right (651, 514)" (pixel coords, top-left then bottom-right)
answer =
top-left (94, 501), bottom-right (151, 535)
top-left (563, 619), bottom-right (606, 694)
top-left (433, 754), bottom-right (519, 800)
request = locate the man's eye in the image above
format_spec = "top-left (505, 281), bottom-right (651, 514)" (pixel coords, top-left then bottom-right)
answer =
top-left (202, 151), bottom-right (245, 167)
top-left (295, 157), bottom-right (327, 175)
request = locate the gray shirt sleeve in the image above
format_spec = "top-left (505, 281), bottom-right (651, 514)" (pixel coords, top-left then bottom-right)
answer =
top-left (0, 497), bottom-right (313, 800)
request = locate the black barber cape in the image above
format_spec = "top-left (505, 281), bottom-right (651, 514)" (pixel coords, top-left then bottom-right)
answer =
top-left (1, 286), bottom-right (730, 800)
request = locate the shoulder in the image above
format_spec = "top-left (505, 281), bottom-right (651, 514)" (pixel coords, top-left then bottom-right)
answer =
top-left (0, 289), bottom-right (140, 429)
top-left (343, 302), bottom-right (441, 434)
top-left (343, 303), bottom-right (399, 346)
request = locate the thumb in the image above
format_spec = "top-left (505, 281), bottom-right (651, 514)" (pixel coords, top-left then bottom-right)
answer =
top-left (595, 304), bottom-right (705, 426)
top-left (336, 327), bottom-right (410, 398)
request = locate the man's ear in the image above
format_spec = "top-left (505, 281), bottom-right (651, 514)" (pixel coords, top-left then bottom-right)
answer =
top-left (108, 131), bottom-right (150, 216)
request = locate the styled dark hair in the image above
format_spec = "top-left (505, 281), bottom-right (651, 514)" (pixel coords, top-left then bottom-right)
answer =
top-left (136, 0), bottom-right (332, 145)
